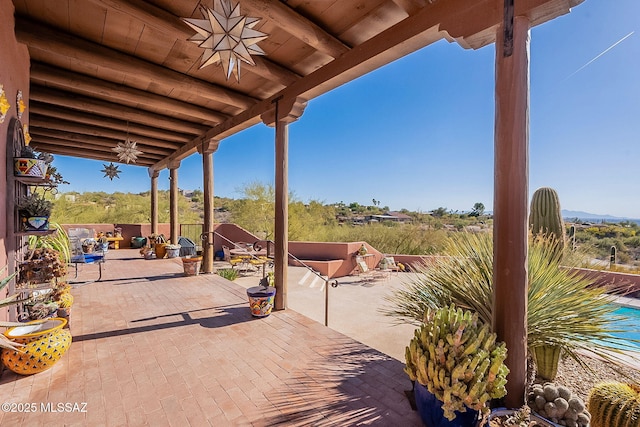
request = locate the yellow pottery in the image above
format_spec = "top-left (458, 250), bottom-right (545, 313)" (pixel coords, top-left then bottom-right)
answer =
top-left (57, 292), bottom-right (74, 308)
top-left (1, 318), bottom-right (72, 375)
top-left (155, 243), bottom-right (168, 258)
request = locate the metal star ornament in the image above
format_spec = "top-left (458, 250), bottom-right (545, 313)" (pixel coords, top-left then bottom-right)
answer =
top-left (101, 163), bottom-right (121, 180)
top-left (183, 0), bottom-right (268, 82)
top-left (113, 139), bottom-right (143, 164)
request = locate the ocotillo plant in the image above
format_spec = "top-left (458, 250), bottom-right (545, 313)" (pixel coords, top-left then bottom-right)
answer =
top-left (529, 187), bottom-right (566, 253)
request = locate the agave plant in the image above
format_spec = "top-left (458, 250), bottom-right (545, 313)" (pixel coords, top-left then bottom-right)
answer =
top-left (27, 222), bottom-right (72, 264)
top-left (384, 233), bottom-right (638, 371)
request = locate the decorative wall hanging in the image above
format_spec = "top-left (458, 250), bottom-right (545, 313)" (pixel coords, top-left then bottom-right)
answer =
top-left (0, 84), bottom-right (10, 123)
top-left (101, 163), bottom-right (121, 180)
top-left (113, 139), bottom-right (142, 164)
top-left (183, 0), bottom-right (268, 82)
top-left (16, 89), bottom-right (25, 119)
top-left (23, 124), bottom-right (32, 145)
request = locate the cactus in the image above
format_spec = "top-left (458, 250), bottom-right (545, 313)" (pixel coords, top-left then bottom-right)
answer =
top-left (532, 344), bottom-right (561, 381)
top-left (529, 187), bottom-right (566, 252)
top-left (610, 245), bottom-right (617, 267)
top-left (404, 304), bottom-right (509, 421)
top-left (529, 382), bottom-right (590, 426)
top-left (588, 382), bottom-right (640, 427)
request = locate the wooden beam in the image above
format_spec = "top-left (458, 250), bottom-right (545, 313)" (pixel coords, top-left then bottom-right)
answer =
top-left (240, 0), bottom-right (350, 58)
top-left (30, 86), bottom-right (208, 135)
top-left (30, 63), bottom-right (229, 125)
top-left (15, 17), bottom-right (258, 110)
top-left (493, 16), bottom-right (530, 408)
top-left (30, 103), bottom-right (194, 144)
top-left (29, 128), bottom-right (172, 157)
top-left (30, 115), bottom-right (183, 150)
top-left (390, 0), bottom-right (428, 15)
top-left (29, 142), bottom-right (156, 166)
top-left (84, 0), bottom-right (300, 86)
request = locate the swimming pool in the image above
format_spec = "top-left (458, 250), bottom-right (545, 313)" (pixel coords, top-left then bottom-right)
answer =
top-left (609, 305), bottom-right (640, 349)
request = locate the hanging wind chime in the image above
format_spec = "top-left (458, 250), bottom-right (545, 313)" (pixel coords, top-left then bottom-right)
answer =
top-left (182, 0), bottom-right (268, 82)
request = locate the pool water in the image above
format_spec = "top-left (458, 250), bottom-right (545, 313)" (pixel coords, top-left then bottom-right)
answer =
top-left (609, 306), bottom-right (640, 349)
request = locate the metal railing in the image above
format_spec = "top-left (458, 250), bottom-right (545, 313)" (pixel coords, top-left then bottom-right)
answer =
top-left (211, 233), bottom-right (339, 326)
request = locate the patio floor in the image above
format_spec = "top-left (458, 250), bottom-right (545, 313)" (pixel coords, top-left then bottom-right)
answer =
top-left (0, 249), bottom-right (421, 426)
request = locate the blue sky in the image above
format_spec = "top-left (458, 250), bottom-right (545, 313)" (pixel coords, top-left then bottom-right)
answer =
top-left (53, 0), bottom-right (640, 218)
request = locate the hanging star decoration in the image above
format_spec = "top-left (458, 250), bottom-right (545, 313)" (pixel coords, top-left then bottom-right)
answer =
top-left (113, 139), bottom-right (143, 164)
top-left (183, 0), bottom-right (268, 82)
top-left (101, 163), bottom-right (121, 180)
top-left (0, 84), bottom-right (10, 124)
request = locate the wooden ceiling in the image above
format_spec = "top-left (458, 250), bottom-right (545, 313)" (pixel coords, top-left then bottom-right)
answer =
top-left (12, 0), bottom-right (582, 170)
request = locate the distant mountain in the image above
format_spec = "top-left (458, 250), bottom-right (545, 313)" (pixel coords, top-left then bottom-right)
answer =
top-left (562, 210), bottom-right (640, 225)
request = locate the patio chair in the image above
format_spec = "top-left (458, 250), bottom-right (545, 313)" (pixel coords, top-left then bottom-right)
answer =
top-left (222, 245), bottom-right (244, 269)
top-left (354, 256), bottom-right (389, 282)
top-left (378, 256), bottom-right (400, 275)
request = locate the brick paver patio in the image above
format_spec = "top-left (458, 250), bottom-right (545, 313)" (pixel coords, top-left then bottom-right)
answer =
top-left (0, 250), bottom-right (421, 426)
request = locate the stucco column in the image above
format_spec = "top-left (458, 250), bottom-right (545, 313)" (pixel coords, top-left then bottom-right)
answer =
top-left (493, 15), bottom-right (530, 407)
top-left (148, 167), bottom-right (160, 235)
top-left (168, 161), bottom-right (180, 245)
top-left (261, 97), bottom-right (307, 310)
top-left (198, 139), bottom-right (220, 274)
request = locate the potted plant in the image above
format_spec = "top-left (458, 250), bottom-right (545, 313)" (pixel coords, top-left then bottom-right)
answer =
top-left (44, 165), bottom-right (69, 185)
top-left (404, 304), bottom-right (509, 427)
top-left (387, 233), bottom-right (636, 383)
top-left (247, 272), bottom-right (276, 317)
top-left (14, 146), bottom-right (50, 178)
top-left (96, 235), bottom-right (109, 252)
top-left (165, 243), bottom-right (181, 258)
top-left (16, 192), bottom-right (53, 231)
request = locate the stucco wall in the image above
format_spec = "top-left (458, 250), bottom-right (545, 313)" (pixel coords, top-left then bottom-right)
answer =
top-left (1, 0), bottom-right (31, 321)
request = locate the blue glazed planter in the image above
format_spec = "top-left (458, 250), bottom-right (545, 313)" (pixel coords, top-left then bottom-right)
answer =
top-left (414, 383), bottom-right (480, 427)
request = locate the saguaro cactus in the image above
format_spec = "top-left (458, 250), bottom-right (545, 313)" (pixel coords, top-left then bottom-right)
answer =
top-left (529, 187), bottom-right (566, 252)
top-left (588, 382), bottom-right (640, 427)
top-left (610, 245), bottom-right (617, 267)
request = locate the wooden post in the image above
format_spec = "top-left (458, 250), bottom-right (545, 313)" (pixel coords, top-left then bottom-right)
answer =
top-left (168, 161), bottom-right (180, 245)
top-left (148, 168), bottom-right (159, 235)
top-left (261, 97), bottom-right (307, 310)
top-left (198, 139), bottom-right (219, 274)
top-left (493, 15), bottom-right (530, 408)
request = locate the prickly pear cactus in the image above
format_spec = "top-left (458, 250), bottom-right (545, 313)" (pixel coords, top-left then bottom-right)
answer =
top-left (588, 382), bottom-right (640, 427)
top-left (529, 187), bottom-right (566, 252)
top-left (404, 304), bottom-right (509, 421)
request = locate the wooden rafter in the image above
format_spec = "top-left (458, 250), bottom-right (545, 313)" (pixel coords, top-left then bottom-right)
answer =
top-left (30, 63), bottom-right (230, 125)
top-left (15, 17), bottom-right (258, 110)
top-left (29, 116), bottom-right (183, 151)
top-left (29, 86), bottom-right (208, 135)
top-left (83, 0), bottom-right (301, 86)
top-left (29, 103), bottom-right (194, 144)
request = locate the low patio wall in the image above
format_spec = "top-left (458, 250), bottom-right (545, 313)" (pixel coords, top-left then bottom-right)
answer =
top-left (288, 241), bottom-right (382, 278)
top-left (570, 267), bottom-right (640, 297)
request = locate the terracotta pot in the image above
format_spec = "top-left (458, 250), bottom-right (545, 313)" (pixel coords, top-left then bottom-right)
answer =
top-left (182, 256), bottom-right (202, 276)
top-left (1, 318), bottom-right (72, 375)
